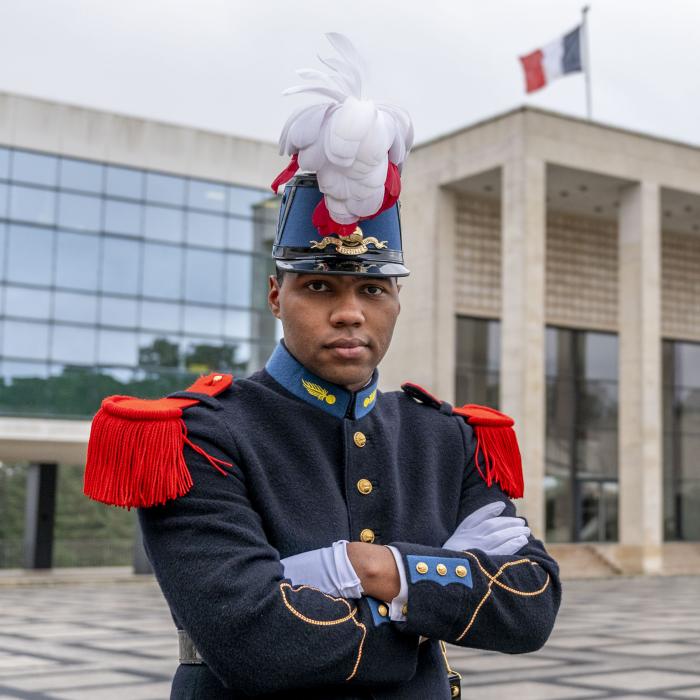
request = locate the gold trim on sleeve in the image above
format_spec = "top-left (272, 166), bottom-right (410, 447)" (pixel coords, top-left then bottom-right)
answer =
top-left (454, 553), bottom-right (551, 642)
top-left (279, 582), bottom-right (367, 682)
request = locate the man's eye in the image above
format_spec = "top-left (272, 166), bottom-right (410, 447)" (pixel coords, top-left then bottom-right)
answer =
top-left (364, 285), bottom-right (384, 296)
top-left (307, 281), bottom-right (329, 292)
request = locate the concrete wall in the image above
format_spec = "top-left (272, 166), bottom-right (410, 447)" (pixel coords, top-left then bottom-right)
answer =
top-left (0, 92), bottom-right (283, 190)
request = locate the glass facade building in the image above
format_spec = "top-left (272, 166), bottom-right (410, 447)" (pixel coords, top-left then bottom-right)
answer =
top-left (544, 328), bottom-right (619, 543)
top-left (0, 146), bottom-right (279, 419)
top-left (457, 319), bottom-right (624, 543)
top-left (456, 318), bottom-right (700, 544)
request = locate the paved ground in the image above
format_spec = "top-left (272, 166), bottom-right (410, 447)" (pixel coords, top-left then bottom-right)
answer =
top-left (0, 576), bottom-right (698, 699)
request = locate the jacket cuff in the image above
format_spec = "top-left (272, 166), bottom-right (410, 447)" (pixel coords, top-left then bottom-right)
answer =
top-left (388, 542), bottom-right (476, 641)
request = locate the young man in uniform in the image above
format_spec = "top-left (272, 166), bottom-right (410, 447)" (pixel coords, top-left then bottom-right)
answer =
top-left (84, 35), bottom-right (560, 699)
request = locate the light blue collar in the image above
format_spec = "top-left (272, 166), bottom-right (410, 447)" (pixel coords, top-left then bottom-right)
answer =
top-left (265, 342), bottom-right (379, 420)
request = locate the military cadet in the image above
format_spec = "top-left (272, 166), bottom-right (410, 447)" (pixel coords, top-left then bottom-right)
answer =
top-left (84, 34), bottom-right (561, 699)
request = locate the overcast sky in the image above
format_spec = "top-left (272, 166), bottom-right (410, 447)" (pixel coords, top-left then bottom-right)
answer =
top-left (1, 0), bottom-right (698, 149)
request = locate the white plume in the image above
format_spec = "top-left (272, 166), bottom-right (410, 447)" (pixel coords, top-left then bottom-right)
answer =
top-left (278, 33), bottom-right (413, 224)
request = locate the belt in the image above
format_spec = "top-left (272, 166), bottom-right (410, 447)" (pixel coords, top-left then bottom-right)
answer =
top-left (178, 629), bottom-right (204, 665)
top-left (178, 629), bottom-right (462, 697)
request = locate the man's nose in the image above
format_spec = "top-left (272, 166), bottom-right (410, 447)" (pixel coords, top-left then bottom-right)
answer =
top-left (329, 292), bottom-right (365, 326)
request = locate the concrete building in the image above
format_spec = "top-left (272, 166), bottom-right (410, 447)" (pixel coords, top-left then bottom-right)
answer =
top-left (0, 93), bottom-right (698, 575)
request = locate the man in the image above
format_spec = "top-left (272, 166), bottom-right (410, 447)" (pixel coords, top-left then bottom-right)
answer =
top-left (84, 35), bottom-right (560, 699)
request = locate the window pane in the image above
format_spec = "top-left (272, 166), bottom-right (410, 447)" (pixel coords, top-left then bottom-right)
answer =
top-left (12, 151), bottom-right (58, 186)
top-left (0, 360), bottom-right (50, 416)
top-left (227, 216), bottom-right (255, 251)
top-left (99, 296), bottom-right (138, 328)
top-left (59, 158), bottom-right (103, 193)
top-left (183, 305), bottom-right (223, 336)
top-left (0, 224), bottom-right (6, 278)
top-left (141, 301), bottom-right (180, 333)
top-left (51, 325), bottom-right (96, 364)
top-left (97, 330), bottom-right (138, 366)
top-left (3, 321), bottom-right (49, 360)
top-left (58, 192), bottom-right (101, 231)
top-left (142, 243), bottom-right (182, 299)
top-left (188, 179), bottom-right (226, 212)
top-left (225, 253), bottom-right (253, 307)
top-left (224, 310), bottom-right (252, 339)
top-left (105, 165), bottom-right (143, 199)
top-left (55, 232), bottom-right (99, 291)
top-left (0, 147), bottom-right (9, 178)
top-left (583, 333), bottom-right (618, 381)
top-left (0, 183), bottom-right (7, 218)
top-left (676, 343), bottom-right (700, 388)
top-left (186, 211), bottom-right (225, 248)
top-left (185, 249), bottom-right (224, 304)
top-left (5, 286), bottom-right (51, 320)
top-left (144, 205), bottom-right (183, 242)
top-left (183, 338), bottom-right (238, 372)
top-left (7, 225), bottom-right (54, 285)
top-left (9, 185), bottom-right (56, 225)
top-left (53, 291), bottom-right (98, 324)
top-left (104, 199), bottom-right (141, 236)
top-left (101, 238), bottom-right (140, 294)
top-left (138, 334), bottom-right (182, 368)
top-left (146, 173), bottom-right (185, 205)
top-left (228, 186), bottom-right (270, 217)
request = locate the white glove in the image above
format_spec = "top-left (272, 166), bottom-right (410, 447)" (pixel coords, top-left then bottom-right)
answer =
top-left (280, 540), bottom-right (363, 599)
top-left (443, 501), bottom-right (530, 555)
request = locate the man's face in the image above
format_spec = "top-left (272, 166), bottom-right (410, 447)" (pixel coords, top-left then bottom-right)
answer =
top-left (268, 273), bottom-right (401, 392)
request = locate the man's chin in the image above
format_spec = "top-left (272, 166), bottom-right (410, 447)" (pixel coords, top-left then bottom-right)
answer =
top-left (316, 365), bottom-right (373, 391)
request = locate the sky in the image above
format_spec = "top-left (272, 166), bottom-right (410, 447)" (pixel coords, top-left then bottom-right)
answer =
top-left (0, 0), bottom-right (698, 149)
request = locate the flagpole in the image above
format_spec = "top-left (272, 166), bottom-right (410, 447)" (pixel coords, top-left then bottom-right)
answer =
top-left (582, 5), bottom-right (592, 119)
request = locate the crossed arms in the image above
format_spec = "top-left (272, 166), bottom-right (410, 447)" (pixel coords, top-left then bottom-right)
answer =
top-left (139, 412), bottom-right (561, 695)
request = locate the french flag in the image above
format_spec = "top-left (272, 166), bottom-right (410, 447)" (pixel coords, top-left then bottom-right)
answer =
top-left (519, 25), bottom-right (583, 93)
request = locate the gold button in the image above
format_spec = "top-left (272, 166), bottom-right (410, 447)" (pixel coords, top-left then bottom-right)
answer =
top-left (451, 684), bottom-right (460, 698)
top-left (436, 563), bottom-right (447, 576)
top-left (360, 528), bottom-right (375, 543)
top-left (402, 603), bottom-right (408, 616)
top-left (212, 374), bottom-right (223, 382)
top-left (353, 431), bottom-right (367, 448)
top-left (377, 603), bottom-right (388, 617)
top-left (356, 478), bottom-right (373, 495)
top-left (415, 561), bottom-right (428, 575)
top-left (455, 565), bottom-right (467, 578)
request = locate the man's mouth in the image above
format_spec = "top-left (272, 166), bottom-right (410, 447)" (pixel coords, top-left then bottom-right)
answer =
top-left (324, 338), bottom-right (369, 359)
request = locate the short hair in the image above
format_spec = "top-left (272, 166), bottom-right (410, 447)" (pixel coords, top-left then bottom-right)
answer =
top-left (275, 267), bottom-right (286, 285)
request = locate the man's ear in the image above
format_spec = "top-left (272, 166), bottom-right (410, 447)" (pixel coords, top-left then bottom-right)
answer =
top-left (268, 275), bottom-right (282, 319)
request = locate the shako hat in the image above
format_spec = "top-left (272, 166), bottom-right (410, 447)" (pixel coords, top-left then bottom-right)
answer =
top-left (270, 33), bottom-right (413, 278)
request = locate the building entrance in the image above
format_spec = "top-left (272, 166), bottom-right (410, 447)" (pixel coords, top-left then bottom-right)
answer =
top-left (576, 478), bottom-right (619, 542)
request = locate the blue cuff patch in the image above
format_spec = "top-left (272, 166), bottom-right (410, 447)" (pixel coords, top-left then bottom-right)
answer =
top-left (406, 555), bottom-right (473, 588)
top-left (365, 596), bottom-right (391, 626)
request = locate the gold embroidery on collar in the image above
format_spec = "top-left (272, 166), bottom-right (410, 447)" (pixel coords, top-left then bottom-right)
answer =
top-left (363, 388), bottom-right (377, 408)
top-left (302, 378), bottom-right (336, 405)
top-left (310, 227), bottom-right (388, 256)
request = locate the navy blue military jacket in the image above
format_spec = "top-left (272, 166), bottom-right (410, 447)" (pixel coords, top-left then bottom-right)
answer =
top-left (139, 342), bottom-right (561, 699)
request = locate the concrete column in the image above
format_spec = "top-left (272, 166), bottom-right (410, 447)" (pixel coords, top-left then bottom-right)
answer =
top-left (23, 463), bottom-right (58, 569)
top-left (382, 184), bottom-right (458, 402)
top-left (618, 182), bottom-right (663, 574)
top-left (500, 157), bottom-right (547, 536)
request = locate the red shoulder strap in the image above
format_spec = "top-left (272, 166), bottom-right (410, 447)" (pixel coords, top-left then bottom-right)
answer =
top-left (84, 373), bottom-right (233, 509)
top-left (402, 383), bottom-right (524, 499)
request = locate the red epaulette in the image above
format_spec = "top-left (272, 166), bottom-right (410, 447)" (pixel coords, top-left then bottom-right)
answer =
top-left (401, 382), bottom-right (524, 499)
top-left (83, 373), bottom-right (234, 509)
